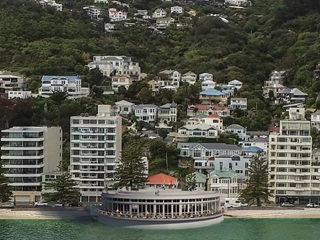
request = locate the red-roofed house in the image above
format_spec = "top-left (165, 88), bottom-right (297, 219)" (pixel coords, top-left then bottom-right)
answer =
top-left (109, 8), bottom-right (128, 22)
top-left (187, 104), bottom-right (230, 117)
top-left (203, 114), bottom-right (223, 131)
top-left (146, 173), bottom-right (178, 188)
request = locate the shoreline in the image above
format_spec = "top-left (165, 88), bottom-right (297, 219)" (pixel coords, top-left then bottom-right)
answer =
top-left (224, 208), bottom-right (320, 219)
top-left (0, 208), bottom-right (90, 220)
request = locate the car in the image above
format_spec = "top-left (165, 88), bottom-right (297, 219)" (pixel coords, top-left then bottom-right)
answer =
top-left (34, 202), bottom-right (48, 206)
top-left (52, 203), bottom-right (63, 207)
top-left (281, 202), bottom-right (294, 207)
top-left (307, 203), bottom-right (319, 208)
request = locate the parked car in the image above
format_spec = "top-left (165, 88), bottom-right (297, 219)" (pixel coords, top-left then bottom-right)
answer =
top-left (307, 203), bottom-right (319, 208)
top-left (52, 203), bottom-right (63, 207)
top-left (281, 202), bottom-right (294, 207)
top-left (34, 202), bottom-right (48, 206)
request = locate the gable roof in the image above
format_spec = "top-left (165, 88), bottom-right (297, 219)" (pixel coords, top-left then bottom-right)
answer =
top-left (228, 79), bottom-right (242, 84)
top-left (135, 104), bottom-right (157, 109)
top-left (177, 142), bottom-right (241, 151)
top-left (241, 146), bottom-right (263, 152)
top-left (290, 88), bottom-right (307, 96)
top-left (115, 100), bottom-right (134, 106)
top-left (209, 169), bottom-right (236, 178)
top-left (147, 173), bottom-right (177, 185)
top-left (207, 114), bottom-right (220, 118)
top-left (41, 75), bottom-right (80, 81)
top-left (190, 171), bottom-right (206, 183)
top-left (180, 124), bottom-right (217, 131)
top-left (227, 124), bottom-right (244, 129)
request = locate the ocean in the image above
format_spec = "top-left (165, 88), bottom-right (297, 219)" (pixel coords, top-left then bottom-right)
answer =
top-left (0, 218), bottom-right (319, 240)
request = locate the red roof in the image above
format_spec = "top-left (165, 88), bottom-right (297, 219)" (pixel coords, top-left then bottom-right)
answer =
top-left (188, 104), bottom-right (226, 111)
top-left (207, 114), bottom-right (220, 118)
top-left (147, 173), bottom-right (177, 185)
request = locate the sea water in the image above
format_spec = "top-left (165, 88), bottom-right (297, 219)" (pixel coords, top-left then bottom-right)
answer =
top-left (0, 218), bottom-right (320, 240)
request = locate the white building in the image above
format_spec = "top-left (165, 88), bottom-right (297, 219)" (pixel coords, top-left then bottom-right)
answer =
top-left (177, 124), bottom-right (219, 139)
top-left (311, 110), bottom-right (320, 131)
top-left (1, 126), bottom-right (62, 203)
top-left (170, 6), bottom-right (183, 14)
top-left (40, 0), bottom-right (62, 11)
top-left (152, 8), bottom-right (167, 18)
top-left (201, 80), bottom-right (216, 91)
top-left (104, 23), bottom-right (115, 33)
top-left (208, 169), bottom-right (238, 199)
top-left (134, 104), bottom-right (158, 123)
top-left (113, 100), bottom-right (135, 115)
top-left (8, 91), bottom-right (32, 99)
top-left (87, 56), bottom-right (141, 80)
top-left (199, 73), bottom-right (213, 82)
top-left (181, 71), bottom-right (197, 85)
top-left (83, 6), bottom-right (101, 19)
top-left (187, 104), bottom-right (231, 118)
top-left (226, 124), bottom-right (247, 140)
top-left (0, 73), bottom-right (24, 93)
top-left (70, 105), bottom-right (122, 203)
top-left (268, 107), bottom-right (320, 205)
top-left (228, 80), bottom-right (243, 90)
top-left (157, 102), bottom-right (177, 127)
top-left (229, 97), bottom-right (247, 110)
top-left (202, 114), bottom-right (224, 131)
top-left (108, 8), bottom-right (128, 22)
top-left (159, 70), bottom-right (181, 82)
top-left (38, 75), bottom-right (89, 97)
top-left (111, 74), bottom-right (132, 92)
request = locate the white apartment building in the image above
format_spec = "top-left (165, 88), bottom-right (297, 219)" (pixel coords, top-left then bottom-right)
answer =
top-left (87, 56), bottom-right (141, 80)
top-left (111, 74), bottom-right (132, 92)
top-left (83, 6), bottom-right (101, 19)
top-left (228, 80), bottom-right (243, 90)
top-left (201, 80), bottom-right (216, 91)
top-left (8, 91), bottom-right (32, 99)
top-left (39, 75), bottom-right (89, 97)
top-left (152, 8), bottom-right (167, 18)
top-left (70, 105), bottom-right (122, 203)
top-left (0, 73), bottom-right (24, 93)
top-left (134, 104), bottom-right (158, 123)
top-left (0, 127), bottom-right (62, 203)
top-left (229, 97), bottom-right (247, 110)
top-left (199, 73), bottom-right (213, 82)
top-left (157, 102), bottom-right (177, 127)
top-left (170, 6), bottom-right (183, 14)
top-left (268, 107), bottom-right (320, 205)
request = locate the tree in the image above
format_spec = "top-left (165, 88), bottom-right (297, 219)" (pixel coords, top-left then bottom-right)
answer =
top-left (158, 128), bottom-right (168, 140)
top-left (115, 139), bottom-right (147, 190)
top-left (43, 172), bottom-right (81, 206)
top-left (240, 154), bottom-right (271, 207)
top-left (0, 160), bottom-right (12, 203)
top-left (185, 172), bottom-right (196, 190)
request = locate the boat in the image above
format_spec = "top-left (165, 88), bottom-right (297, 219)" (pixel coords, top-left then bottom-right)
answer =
top-left (90, 188), bottom-right (224, 229)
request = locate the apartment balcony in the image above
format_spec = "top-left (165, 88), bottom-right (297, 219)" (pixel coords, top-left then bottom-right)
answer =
top-left (1, 155), bottom-right (44, 160)
top-left (3, 164), bottom-right (44, 169)
top-left (1, 145), bottom-right (44, 151)
top-left (5, 173), bottom-right (42, 178)
top-left (9, 182), bottom-right (42, 187)
top-left (1, 137), bottom-right (44, 142)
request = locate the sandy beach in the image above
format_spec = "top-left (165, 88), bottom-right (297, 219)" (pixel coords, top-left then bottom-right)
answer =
top-left (225, 208), bottom-right (320, 218)
top-left (0, 208), bottom-right (90, 220)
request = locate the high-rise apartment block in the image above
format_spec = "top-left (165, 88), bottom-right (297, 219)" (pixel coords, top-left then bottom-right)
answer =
top-left (0, 127), bottom-right (62, 203)
top-left (70, 105), bottom-right (122, 203)
top-left (268, 108), bottom-right (320, 204)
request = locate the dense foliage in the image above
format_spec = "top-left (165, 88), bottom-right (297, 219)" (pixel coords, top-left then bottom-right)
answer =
top-left (240, 154), bottom-right (271, 207)
top-left (43, 172), bottom-right (81, 205)
top-left (0, 160), bottom-right (12, 202)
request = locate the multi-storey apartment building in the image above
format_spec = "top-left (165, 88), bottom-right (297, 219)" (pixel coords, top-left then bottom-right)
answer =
top-left (0, 127), bottom-right (62, 203)
top-left (268, 107), bottom-right (320, 205)
top-left (87, 56), bottom-right (141, 80)
top-left (39, 75), bottom-right (89, 97)
top-left (70, 105), bottom-right (122, 203)
top-left (0, 73), bottom-right (24, 93)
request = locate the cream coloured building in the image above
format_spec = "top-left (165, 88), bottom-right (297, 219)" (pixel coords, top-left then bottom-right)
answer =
top-left (70, 105), bottom-right (122, 203)
top-left (1, 127), bottom-right (62, 203)
top-left (268, 107), bottom-right (320, 205)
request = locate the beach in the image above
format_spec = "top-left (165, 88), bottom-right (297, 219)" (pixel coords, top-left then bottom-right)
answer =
top-left (0, 208), bottom-right (90, 220)
top-left (225, 208), bottom-right (320, 218)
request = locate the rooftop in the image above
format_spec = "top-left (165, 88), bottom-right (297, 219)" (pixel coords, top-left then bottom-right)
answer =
top-left (200, 88), bottom-right (228, 96)
top-left (177, 142), bottom-right (241, 151)
top-left (41, 75), bottom-right (80, 81)
top-left (209, 169), bottom-right (236, 178)
top-left (147, 173), bottom-right (178, 185)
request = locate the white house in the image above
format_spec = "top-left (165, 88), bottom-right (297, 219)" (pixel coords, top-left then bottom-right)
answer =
top-left (228, 79), bottom-right (243, 90)
top-left (170, 6), bottom-right (183, 14)
top-left (8, 91), bottom-right (32, 99)
top-left (0, 73), bottom-right (24, 93)
top-left (38, 75), bottom-right (89, 97)
top-left (199, 88), bottom-right (230, 104)
top-left (83, 6), bottom-right (101, 19)
top-left (177, 124), bottom-right (219, 139)
top-left (201, 80), bottom-right (216, 91)
top-left (209, 169), bottom-right (238, 199)
top-left (181, 71), bottom-right (197, 85)
top-left (111, 74), bottom-right (132, 92)
top-left (157, 102), bottom-right (177, 127)
top-left (199, 73), bottom-right (213, 82)
top-left (158, 70), bottom-right (181, 89)
top-left (239, 137), bottom-right (268, 152)
top-left (104, 23), bottom-right (115, 33)
top-left (229, 97), bottom-right (247, 110)
top-left (114, 100), bottom-right (135, 115)
top-left (311, 110), bottom-right (320, 131)
top-left (156, 17), bottom-right (175, 29)
top-left (202, 114), bottom-right (224, 131)
top-left (134, 104), bottom-right (158, 123)
top-left (152, 8), bottom-right (167, 18)
top-left (147, 79), bottom-right (161, 96)
top-left (226, 124), bottom-right (247, 140)
top-left (109, 8), bottom-right (128, 22)
top-left (40, 0), bottom-right (62, 11)
top-left (87, 56), bottom-right (141, 80)
top-left (187, 104), bottom-right (231, 118)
